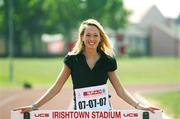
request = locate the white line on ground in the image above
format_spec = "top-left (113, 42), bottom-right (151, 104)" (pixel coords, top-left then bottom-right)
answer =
top-left (134, 93), bottom-right (172, 119)
top-left (67, 98), bottom-right (73, 110)
top-left (0, 95), bottom-right (20, 107)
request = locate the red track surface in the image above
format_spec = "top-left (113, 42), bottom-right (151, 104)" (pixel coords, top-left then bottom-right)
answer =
top-left (1, 84), bottom-right (180, 119)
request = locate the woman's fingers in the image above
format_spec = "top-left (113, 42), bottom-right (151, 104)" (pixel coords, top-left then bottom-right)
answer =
top-left (144, 107), bottom-right (160, 113)
top-left (13, 106), bottom-right (33, 113)
top-left (149, 107), bottom-right (160, 110)
top-left (145, 108), bottom-right (155, 113)
top-left (20, 108), bottom-right (32, 113)
top-left (13, 107), bottom-right (25, 111)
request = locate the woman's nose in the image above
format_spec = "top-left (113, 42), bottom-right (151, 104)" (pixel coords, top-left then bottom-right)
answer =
top-left (89, 36), bottom-right (95, 41)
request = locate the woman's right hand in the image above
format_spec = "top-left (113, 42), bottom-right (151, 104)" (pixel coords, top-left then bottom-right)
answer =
top-left (13, 105), bottom-right (33, 113)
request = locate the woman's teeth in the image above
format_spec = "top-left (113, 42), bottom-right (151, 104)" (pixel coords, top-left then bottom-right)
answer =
top-left (89, 42), bottom-right (95, 45)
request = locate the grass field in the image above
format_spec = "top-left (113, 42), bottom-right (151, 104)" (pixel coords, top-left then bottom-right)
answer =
top-left (0, 57), bottom-right (179, 87)
top-left (145, 91), bottom-right (180, 119)
top-left (0, 57), bottom-right (179, 119)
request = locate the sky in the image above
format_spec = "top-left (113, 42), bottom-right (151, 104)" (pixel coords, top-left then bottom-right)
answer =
top-left (124, 0), bottom-right (180, 23)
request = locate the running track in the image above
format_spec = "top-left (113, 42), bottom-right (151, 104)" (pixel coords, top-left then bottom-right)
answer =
top-left (1, 84), bottom-right (180, 119)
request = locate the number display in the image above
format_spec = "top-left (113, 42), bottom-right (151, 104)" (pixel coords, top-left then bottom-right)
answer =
top-left (78, 97), bottom-right (106, 109)
top-left (75, 84), bottom-right (111, 110)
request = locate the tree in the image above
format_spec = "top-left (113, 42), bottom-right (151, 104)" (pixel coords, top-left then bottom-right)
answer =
top-left (0, 0), bottom-right (130, 56)
top-left (80, 0), bottom-right (130, 30)
top-left (41, 0), bottom-right (82, 39)
top-left (0, 0), bottom-right (8, 56)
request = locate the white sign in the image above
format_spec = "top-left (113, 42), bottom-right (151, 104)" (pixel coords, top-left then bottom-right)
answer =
top-left (74, 84), bottom-right (111, 110)
top-left (11, 110), bottom-right (163, 119)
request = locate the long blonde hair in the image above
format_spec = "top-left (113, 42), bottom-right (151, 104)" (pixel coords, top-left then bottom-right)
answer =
top-left (69, 19), bottom-right (115, 57)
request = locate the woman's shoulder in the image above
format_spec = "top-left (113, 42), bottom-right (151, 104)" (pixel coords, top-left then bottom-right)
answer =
top-left (100, 51), bottom-right (116, 61)
top-left (100, 51), bottom-right (117, 71)
top-left (64, 52), bottom-right (82, 60)
top-left (64, 52), bottom-right (81, 68)
top-left (65, 52), bottom-right (78, 59)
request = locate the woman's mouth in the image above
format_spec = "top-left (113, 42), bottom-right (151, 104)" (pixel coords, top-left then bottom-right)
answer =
top-left (88, 41), bottom-right (96, 45)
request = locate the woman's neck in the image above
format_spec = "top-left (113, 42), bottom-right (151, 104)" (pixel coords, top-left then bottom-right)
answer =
top-left (83, 48), bottom-right (99, 59)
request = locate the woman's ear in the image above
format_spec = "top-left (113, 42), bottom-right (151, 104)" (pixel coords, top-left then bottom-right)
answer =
top-left (80, 35), bottom-right (84, 42)
top-left (100, 38), bottom-right (103, 44)
top-left (97, 39), bottom-right (103, 48)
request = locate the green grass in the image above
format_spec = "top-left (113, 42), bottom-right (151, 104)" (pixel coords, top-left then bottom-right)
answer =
top-left (0, 58), bottom-right (67, 87)
top-left (116, 57), bottom-right (180, 85)
top-left (145, 91), bottom-right (180, 119)
top-left (0, 57), bottom-right (179, 87)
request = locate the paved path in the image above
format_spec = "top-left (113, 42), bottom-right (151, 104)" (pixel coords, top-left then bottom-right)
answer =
top-left (1, 83), bottom-right (180, 119)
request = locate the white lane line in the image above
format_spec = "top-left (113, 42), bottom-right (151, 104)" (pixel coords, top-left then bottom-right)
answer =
top-left (67, 98), bottom-right (73, 110)
top-left (0, 95), bottom-right (20, 107)
top-left (135, 93), bottom-right (172, 119)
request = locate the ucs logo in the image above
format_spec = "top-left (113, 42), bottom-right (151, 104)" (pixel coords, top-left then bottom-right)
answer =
top-left (123, 113), bottom-right (138, 117)
top-left (34, 113), bottom-right (49, 117)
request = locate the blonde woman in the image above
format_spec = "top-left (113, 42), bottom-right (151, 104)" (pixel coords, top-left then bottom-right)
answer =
top-left (14, 19), bottom-right (159, 112)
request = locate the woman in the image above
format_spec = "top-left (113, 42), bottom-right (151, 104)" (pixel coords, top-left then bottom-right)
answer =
top-left (14, 19), bottom-right (159, 112)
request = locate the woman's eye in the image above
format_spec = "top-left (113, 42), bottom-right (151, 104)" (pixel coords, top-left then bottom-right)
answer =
top-left (86, 34), bottom-right (90, 37)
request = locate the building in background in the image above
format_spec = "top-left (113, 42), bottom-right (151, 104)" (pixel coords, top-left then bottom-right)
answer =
top-left (41, 33), bottom-right (65, 55)
top-left (123, 5), bottom-right (180, 57)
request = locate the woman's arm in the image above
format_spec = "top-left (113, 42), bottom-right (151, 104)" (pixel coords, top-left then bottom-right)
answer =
top-left (14, 64), bottom-right (71, 113)
top-left (33, 64), bottom-right (71, 107)
top-left (108, 71), bottom-right (159, 113)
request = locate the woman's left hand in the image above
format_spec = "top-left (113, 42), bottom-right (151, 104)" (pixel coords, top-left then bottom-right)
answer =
top-left (142, 107), bottom-right (160, 113)
top-left (136, 103), bottom-right (161, 113)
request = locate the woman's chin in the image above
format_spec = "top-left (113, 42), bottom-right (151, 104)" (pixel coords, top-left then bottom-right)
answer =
top-left (85, 46), bottom-right (97, 50)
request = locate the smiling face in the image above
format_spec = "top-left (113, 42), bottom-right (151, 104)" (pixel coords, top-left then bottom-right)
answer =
top-left (81, 25), bottom-right (101, 50)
